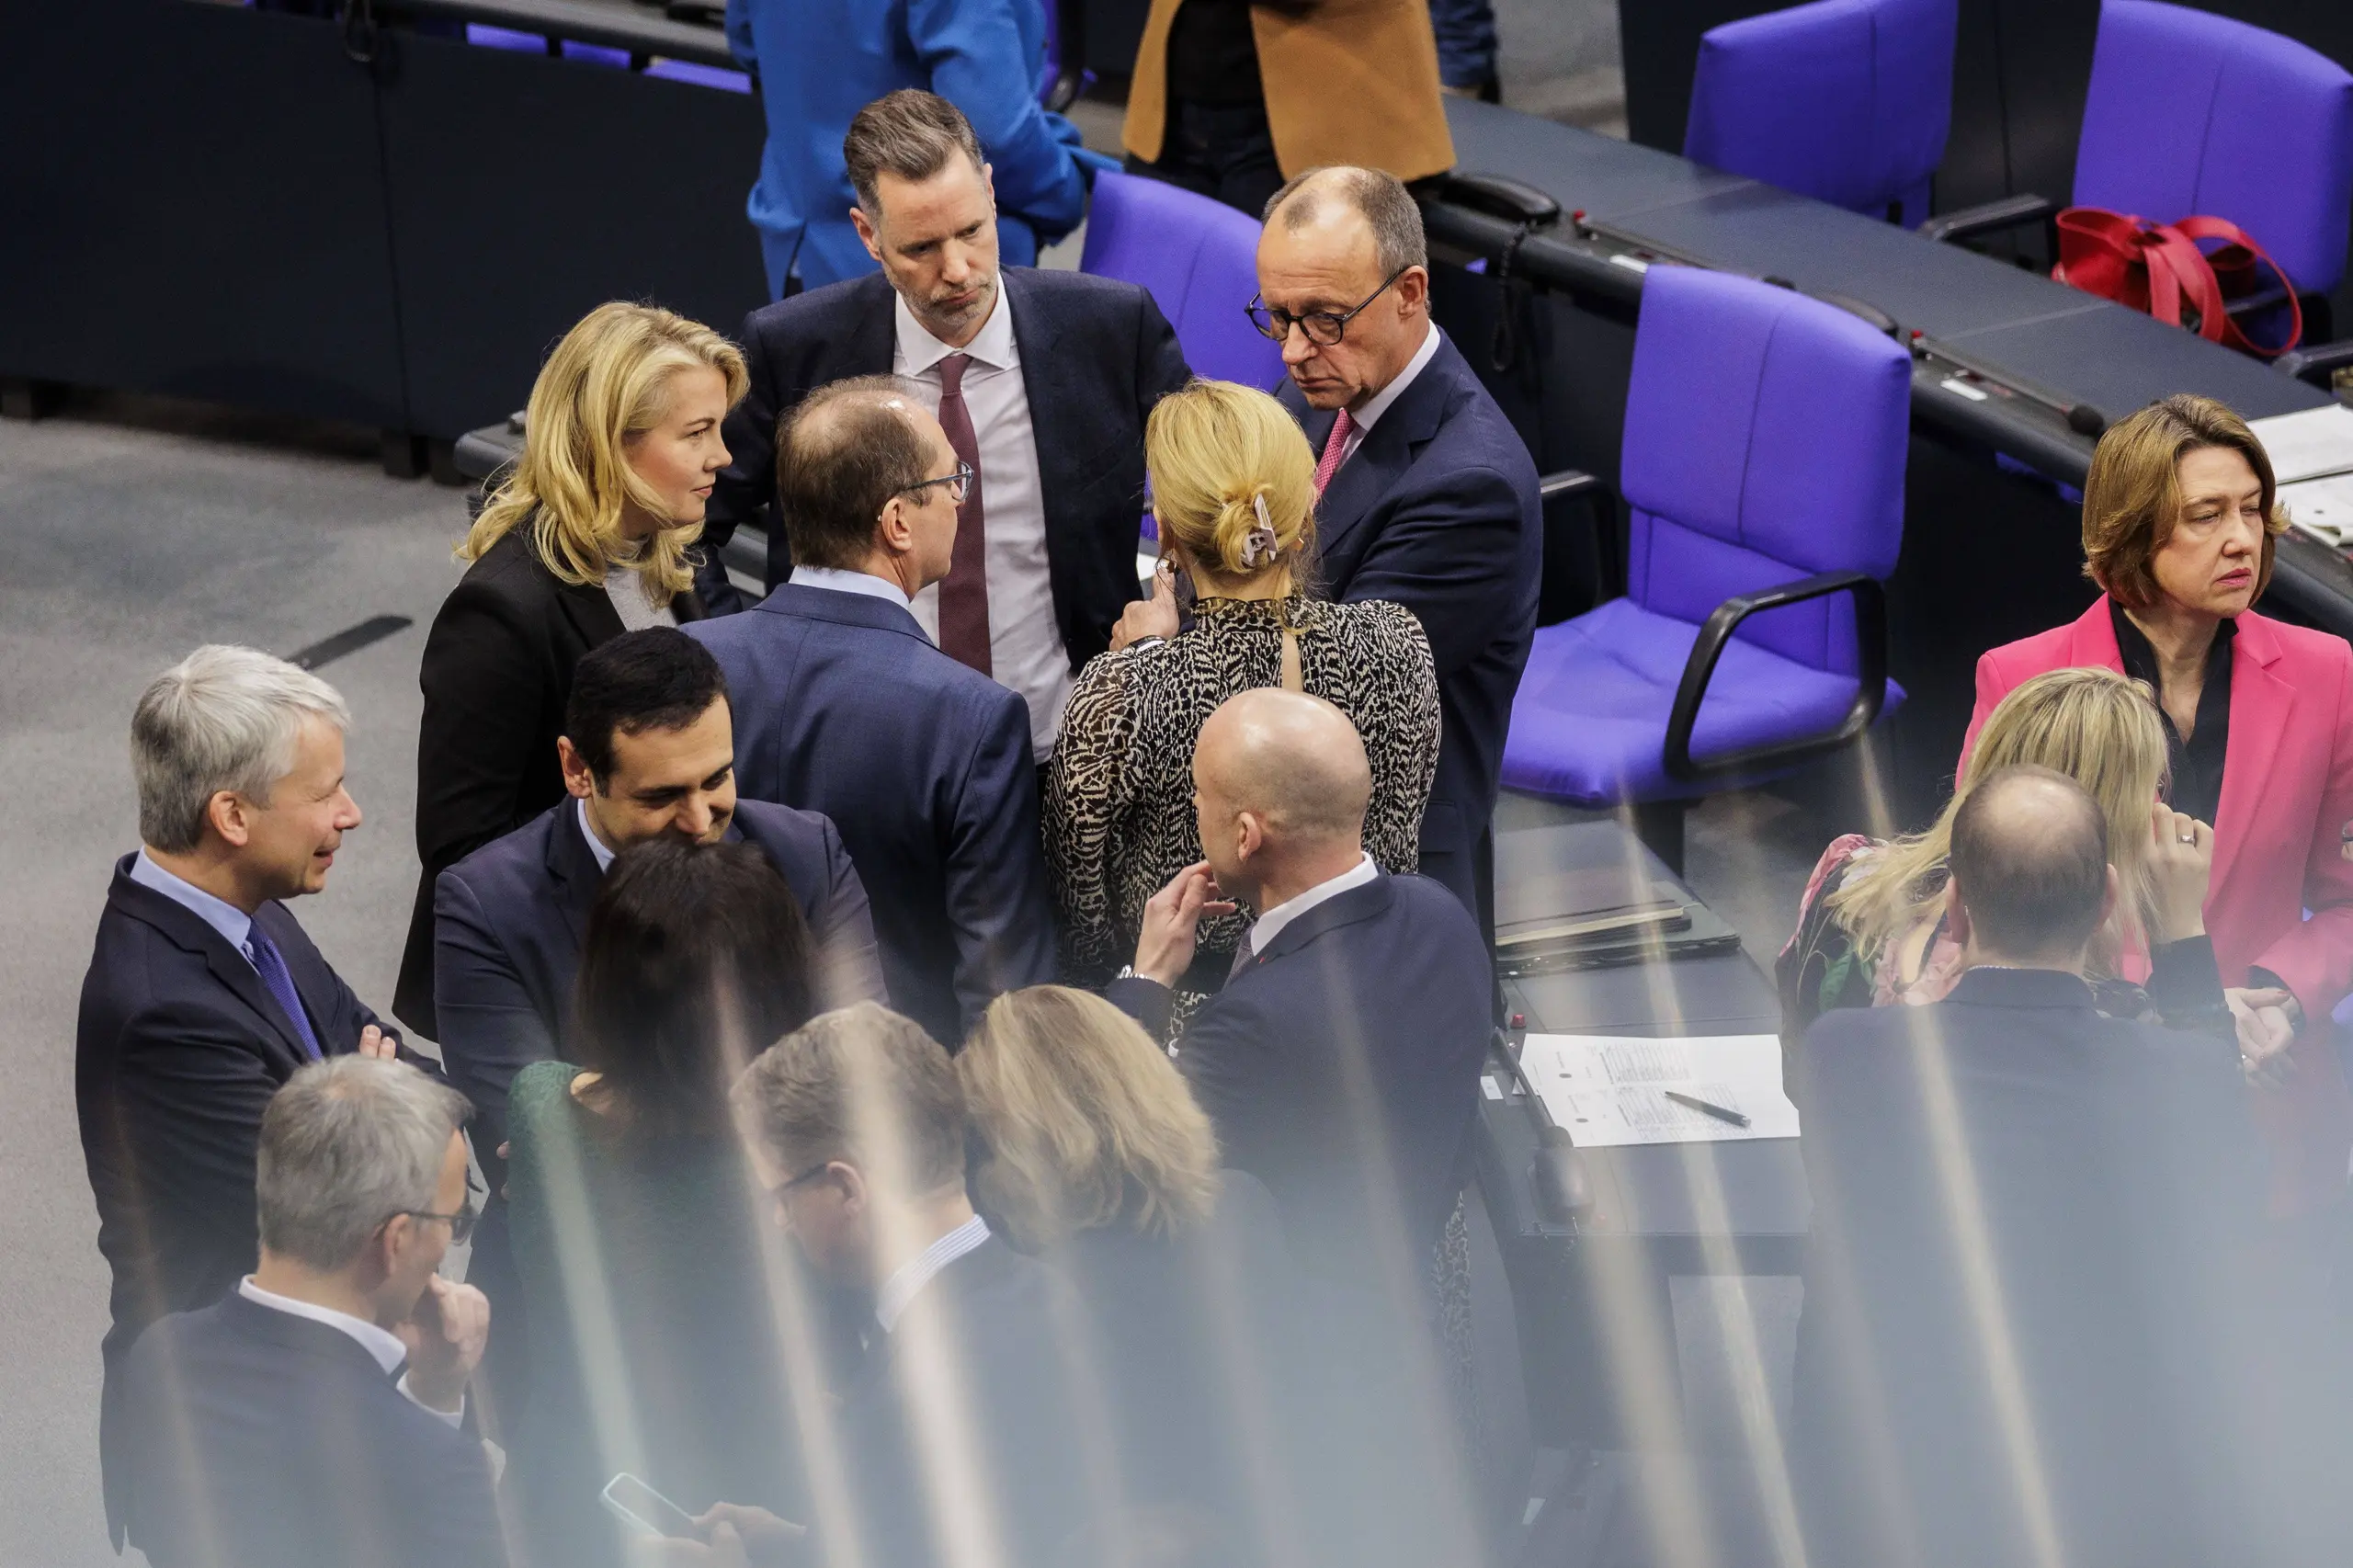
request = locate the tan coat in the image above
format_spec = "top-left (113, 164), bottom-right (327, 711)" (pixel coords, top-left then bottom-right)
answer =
top-left (1122, 0), bottom-right (1456, 184)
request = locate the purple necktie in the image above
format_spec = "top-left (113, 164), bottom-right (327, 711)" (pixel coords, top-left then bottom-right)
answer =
top-left (246, 926), bottom-right (323, 1061)
top-left (934, 354), bottom-right (992, 675)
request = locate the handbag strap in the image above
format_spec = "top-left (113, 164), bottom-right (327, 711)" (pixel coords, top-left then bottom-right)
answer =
top-left (2173, 215), bottom-right (2304, 357)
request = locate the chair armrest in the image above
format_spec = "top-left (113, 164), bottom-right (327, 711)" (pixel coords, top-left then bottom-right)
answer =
top-left (2272, 338), bottom-right (2353, 386)
top-left (1540, 469), bottom-right (1599, 501)
top-left (1045, 0), bottom-right (1087, 113)
top-left (1664, 571), bottom-right (1889, 783)
top-left (1920, 194), bottom-right (2059, 245)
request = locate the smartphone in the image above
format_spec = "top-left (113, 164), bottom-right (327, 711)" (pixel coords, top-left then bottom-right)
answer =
top-left (601, 1472), bottom-right (699, 1540)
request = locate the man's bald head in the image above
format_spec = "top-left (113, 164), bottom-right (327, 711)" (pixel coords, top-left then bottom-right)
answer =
top-left (1949, 765), bottom-right (2113, 963)
top-left (1195, 688), bottom-right (1371, 847)
top-left (775, 374), bottom-right (942, 569)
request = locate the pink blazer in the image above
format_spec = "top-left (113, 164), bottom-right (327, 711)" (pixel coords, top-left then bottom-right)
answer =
top-left (1965, 597), bottom-right (2353, 1209)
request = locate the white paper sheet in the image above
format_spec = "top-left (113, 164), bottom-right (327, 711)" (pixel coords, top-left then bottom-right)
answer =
top-left (2248, 405), bottom-right (2353, 484)
top-left (1518, 1033), bottom-right (1801, 1146)
top-left (2279, 472), bottom-right (2353, 547)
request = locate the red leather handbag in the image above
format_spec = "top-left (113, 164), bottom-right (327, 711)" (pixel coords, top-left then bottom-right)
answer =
top-left (2052, 207), bottom-right (2302, 358)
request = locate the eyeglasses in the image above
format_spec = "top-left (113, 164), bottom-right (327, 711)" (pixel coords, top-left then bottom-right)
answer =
top-left (773, 1159), bottom-right (835, 1198)
top-left (1245, 265), bottom-right (1411, 347)
top-left (390, 1204), bottom-right (476, 1244)
top-left (902, 460), bottom-right (974, 506)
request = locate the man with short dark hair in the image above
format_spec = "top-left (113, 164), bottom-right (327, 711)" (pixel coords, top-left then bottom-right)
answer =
top-left (706, 90), bottom-right (1191, 763)
top-left (690, 381), bottom-right (1055, 1048)
top-left (116, 1056), bottom-right (504, 1568)
top-left (1792, 765), bottom-right (2347, 1567)
top-left (1243, 165), bottom-right (1540, 931)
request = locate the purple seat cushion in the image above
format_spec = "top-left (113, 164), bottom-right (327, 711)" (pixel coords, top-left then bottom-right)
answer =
top-left (1503, 597), bottom-right (1904, 805)
top-left (1081, 171), bottom-right (1284, 391)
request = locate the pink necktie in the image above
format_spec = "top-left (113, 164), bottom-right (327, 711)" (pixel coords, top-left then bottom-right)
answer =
top-left (1313, 407), bottom-right (1354, 498)
top-left (934, 354), bottom-right (992, 676)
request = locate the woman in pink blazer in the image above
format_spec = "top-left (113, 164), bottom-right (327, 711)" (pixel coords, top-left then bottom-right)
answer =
top-left (1967, 395), bottom-right (2353, 1212)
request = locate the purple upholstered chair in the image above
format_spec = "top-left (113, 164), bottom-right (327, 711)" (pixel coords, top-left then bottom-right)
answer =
top-left (1081, 171), bottom-right (1283, 391)
top-left (2074, 0), bottom-right (2353, 301)
top-left (1502, 268), bottom-right (1910, 868)
top-left (1684, 0), bottom-right (1956, 227)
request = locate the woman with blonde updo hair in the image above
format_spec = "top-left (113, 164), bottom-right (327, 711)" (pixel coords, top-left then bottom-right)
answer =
top-left (396, 301), bottom-right (749, 1036)
top-left (1045, 380), bottom-right (1440, 999)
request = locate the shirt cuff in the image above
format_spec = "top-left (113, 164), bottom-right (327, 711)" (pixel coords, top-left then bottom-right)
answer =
top-left (397, 1370), bottom-right (467, 1429)
top-left (2146, 935), bottom-right (2224, 1017)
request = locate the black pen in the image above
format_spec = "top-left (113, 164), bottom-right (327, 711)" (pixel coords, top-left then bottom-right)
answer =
top-left (1664, 1089), bottom-right (1750, 1129)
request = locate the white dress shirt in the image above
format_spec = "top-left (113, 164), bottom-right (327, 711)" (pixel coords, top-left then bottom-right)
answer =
top-left (1336, 322), bottom-right (1443, 469)
top-left (789, 563), bottom-right (919, 618)
top-left (575, 798), bottom-right (618, 875)
top-left (1248, 853), bottom-right (1380, 957)
top-left (237, 1278), bottom-right (464, 1427)
top-left (874, 1213), bottom-right (992, 1333)
top-left (893, 289), bottom-right (1071, 762)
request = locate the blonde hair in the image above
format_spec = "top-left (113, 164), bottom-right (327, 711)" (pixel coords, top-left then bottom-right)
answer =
top-left (1145, 379), bottom-right (1319, 586)
top-left (461, 301), bottom-right (748, 602)
top-left (2082, 393), bottom-right (2285, 611)
top-left (959, 987), bottom-right (1221, 1250)
top-left (1828, 666), bottom-right (2170, 968)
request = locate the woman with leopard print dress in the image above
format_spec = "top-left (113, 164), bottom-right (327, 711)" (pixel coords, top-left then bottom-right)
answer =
top-left (1046, 379), bottom-right (1439, 1001)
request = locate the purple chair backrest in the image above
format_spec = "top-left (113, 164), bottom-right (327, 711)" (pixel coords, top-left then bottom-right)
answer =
top-left (1685, 0), bottom-right (1956, 226)
top-left (1081, 172), bottom-right (1284, 391)
top-left (1620, 268), bottom-right (1910, 676)
top-left (2075, 0), bottom-right (2353, 296)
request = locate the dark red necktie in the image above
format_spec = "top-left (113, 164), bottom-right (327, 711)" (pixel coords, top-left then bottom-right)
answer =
top-left (934, 354), bottom-right (992, 675)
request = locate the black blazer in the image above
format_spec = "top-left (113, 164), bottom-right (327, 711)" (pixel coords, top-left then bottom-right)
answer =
top-left (687, 585), bottom-right (1056, 1047)
top-left (1108, 870), bottom-right (1493, 1287)
top-left (118, 1291), bottom-right (506, 1568)
top-left (1280, 332), bottom-right (1540, 920)
top-left (1792, 968), bottom-right (2350, 1568)
top-left (433, 796), bottom-right (885, 1178)
top-left (77, 858), bottom-right (388, 1540)
top-left (397, 527), bottom-right (706, 1039)
top-left (707, 267), bottom-right (1192, 665)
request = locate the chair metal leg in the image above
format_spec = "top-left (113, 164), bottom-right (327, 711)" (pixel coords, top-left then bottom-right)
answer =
top-left (1629, 799), bottom-right (1688, 878)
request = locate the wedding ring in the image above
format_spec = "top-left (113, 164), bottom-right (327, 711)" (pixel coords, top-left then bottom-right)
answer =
top-left (2179, 832), bottom-right (2197, 844)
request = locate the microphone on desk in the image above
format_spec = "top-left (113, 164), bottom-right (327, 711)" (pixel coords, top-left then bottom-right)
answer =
top-left (1491, 1019), bottom-right (1594, 1225)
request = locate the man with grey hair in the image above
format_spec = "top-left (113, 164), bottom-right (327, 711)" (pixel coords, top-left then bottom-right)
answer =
top-left (1208, 164), bottom-right (1540, 936)
top-left (116, 1057), bottom-right (504, 1568)
top-left (77, 645), bottom-right (403, 1545)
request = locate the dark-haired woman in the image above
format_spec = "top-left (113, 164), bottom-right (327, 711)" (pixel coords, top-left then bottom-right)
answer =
top-left (504, 838), bottom-right (832, 1565)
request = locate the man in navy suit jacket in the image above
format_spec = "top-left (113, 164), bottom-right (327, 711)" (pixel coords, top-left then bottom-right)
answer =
top-left (77, 647), bottom-right (407, 1543)
top-left (119, 1057), bottom-right (506, 1568)
top-left (1259, 167), bottom-right (1540, 929)
top-left (1108, 689), bottom-right (1492, 1289)
top-left (1791, 767), bottom-right (2351, 1568)
top-left (690, 379), bottom-right (1055, 1048)
top-left (433, 628), bottom-right (883, 1176)
top-left (703, 92), bottom-right (1190, 753)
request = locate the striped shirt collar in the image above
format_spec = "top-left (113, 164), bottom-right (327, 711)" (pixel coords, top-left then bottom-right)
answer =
top-left (875, 1214), bottom-right (992, 1333)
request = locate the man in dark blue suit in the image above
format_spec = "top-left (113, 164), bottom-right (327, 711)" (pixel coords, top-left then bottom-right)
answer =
top-left (690, 379), bottom-right (1055, 1048)
top-left (119, 1056), bottom-right (506, 1568)
top-left (433, 627), bottom-right (883, 1178)
top-left (77, 647), bottom-right (408, 1545)
top-left (1258, 165), bottom-right (1540, 931)
top-left (1108, 688), bottom-right (1493, 1290)
top-left (703, 92), bottom-right (1190, 762)
top-left (1792, 767), bottom-right (2350, 1568)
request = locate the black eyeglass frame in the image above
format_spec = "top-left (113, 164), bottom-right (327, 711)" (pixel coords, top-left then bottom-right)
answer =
top-left (1245, 265), bottom-right (1414, 347)
top-left (773, 1158), bottom-right (837, 1197)
top-left (901, 459), bottom-right (974, 506)
top-left (389, 1204), bottom-right (477, 1244)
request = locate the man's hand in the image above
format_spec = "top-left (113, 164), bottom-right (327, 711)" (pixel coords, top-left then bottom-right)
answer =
top-left (2225, 986), bottom-right (2299, 1088)
top-left (1133, 861), bottom-right (1236, 988)
top-left (626, 1524), bottom-right (748, 1568)
top-left (2145, 803), bottom-right (2213, 944)
top-left (358, 1024), bottom-right (399, 1060)
top-left (1110, 561), bottom-right (1181, 652)
top-left (396, 1275), bottom-right (489, 1414)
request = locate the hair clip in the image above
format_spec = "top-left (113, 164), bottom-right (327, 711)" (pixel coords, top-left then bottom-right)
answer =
top-left (1240, 493), bottom-right (1280, 570)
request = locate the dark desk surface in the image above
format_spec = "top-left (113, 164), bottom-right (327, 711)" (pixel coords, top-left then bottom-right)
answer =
top-left (1486, 822), bottom-right (1810, 1250)
top-left (394, 0), bottom-right (734, 67)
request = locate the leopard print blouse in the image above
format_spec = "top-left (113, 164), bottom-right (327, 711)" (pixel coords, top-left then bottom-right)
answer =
top-left (1045, 592), bottom-right (1441, 988)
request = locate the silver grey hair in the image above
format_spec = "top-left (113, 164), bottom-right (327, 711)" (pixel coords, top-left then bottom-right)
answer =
top-left (132, 645), bottom-right (351, 854)
top-left (256, 1057), bottom-right (472, 1271)
top-left (1263, 165), bottom-right (1429, 276)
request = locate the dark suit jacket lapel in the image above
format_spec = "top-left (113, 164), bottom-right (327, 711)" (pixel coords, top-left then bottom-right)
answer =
top-left (544, 803), bottom-right (605, 952)
top-left (1004, 270), bottom-right (1081, 562)
top-left (109, 865), bottom-right (310, 1068)
top-left (846, 271), bottom-right (898, 378)
top-left (1314, 338), bottom-right (1458, 563)
top-left (1256, 874), bottom-right (1396, 966)
top-left (555, 575), bottom-right (626, 653)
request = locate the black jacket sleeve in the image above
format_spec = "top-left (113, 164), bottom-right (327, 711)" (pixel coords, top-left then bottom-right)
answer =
top-left (415, 579), bottom-right (553, 884)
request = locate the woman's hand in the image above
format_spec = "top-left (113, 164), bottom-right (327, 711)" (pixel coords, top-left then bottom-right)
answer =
top-left (2145, 802), bottom-right (2213, 944)
top-left (1109, 561), bottom-right (1181, 652)
top-left (2225, 986), bottom-right (2298, 1088)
